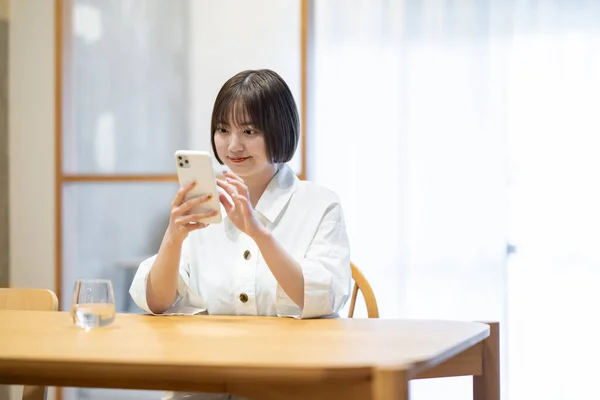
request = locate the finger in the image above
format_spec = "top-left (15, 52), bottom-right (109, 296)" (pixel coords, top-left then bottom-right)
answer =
top-left (216, 178), bottom-right (238, 198)
top-left (172, 181), bottom-right (196, 207)
top-left (217, 186), bottom-right (229, 198)
top-left (226, 178), bottom-right (249, 197)
top-left (174, 193), bottom-right (213, 215)
top-left (223, 171), bottom-right (244, 184)
top-left (234, 194), bottom-right (251, 218)
top-left (216, 180), bottom-right (236, 213)
top-left (216, 186), bottom-right (234, 213)
top-left (186, 222), bottom-right (207, 232)
top-left (219, 192), bottom-right (234, 213)
top-left (175, 210), bottom-right (219, 225)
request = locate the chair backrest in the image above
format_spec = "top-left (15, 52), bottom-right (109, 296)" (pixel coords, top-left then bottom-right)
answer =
top-left (348, 263), bottom-right (379, 318)
top-left (0, 288), bottom-right (58, 311)
top-left (0, 288), bottom-right (58, 400)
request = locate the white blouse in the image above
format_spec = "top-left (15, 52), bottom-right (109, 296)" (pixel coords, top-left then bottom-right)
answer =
top-left (129, 164), bottom-right (351, 319)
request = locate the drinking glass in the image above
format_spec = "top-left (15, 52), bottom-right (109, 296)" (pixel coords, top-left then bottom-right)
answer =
top-left (71, 279), bottom-right (116, 330)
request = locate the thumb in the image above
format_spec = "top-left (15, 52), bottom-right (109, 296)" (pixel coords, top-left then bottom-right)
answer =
top-left (219, 192), bottom-right (233, 213)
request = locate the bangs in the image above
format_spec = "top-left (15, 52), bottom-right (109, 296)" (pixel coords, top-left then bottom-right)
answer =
top-left (213, 86), bottom-right (263, 130)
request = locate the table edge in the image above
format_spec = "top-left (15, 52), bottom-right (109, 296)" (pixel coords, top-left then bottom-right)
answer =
top-left (406, 321), bottom-right (491, 377)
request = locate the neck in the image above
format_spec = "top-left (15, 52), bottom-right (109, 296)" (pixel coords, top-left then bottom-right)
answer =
top-left (244, 163), bottom-right (279, 207)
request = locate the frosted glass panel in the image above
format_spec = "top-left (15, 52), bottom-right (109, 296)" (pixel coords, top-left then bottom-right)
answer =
top-left (64, 0), bottom-right (190, 174)
top-left (61, 182), bottom-right (177, 313)
top-left (64, 0), bottom-right (304, 176)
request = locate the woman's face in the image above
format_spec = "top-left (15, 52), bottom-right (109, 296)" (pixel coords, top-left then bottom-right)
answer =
top-left (213, 115), bottom-right (272, 179)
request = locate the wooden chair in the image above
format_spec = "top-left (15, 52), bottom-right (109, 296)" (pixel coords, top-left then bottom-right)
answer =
top-left (348, 262), bottom-right (379, 318)
top-left (0, 288), bottom-right (59, 400)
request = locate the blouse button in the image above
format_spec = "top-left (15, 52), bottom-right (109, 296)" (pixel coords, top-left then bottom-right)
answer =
top-left (239, 293), bottom-right (249, 303)
top-left (243, 250), bottom-right (251, 260)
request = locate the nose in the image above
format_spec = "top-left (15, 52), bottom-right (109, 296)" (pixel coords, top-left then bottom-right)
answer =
top-left (227, 132), bottom-right (245, 153)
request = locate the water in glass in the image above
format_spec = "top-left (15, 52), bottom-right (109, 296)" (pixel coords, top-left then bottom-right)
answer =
top-left (71, 279), bottom-right (116, 330)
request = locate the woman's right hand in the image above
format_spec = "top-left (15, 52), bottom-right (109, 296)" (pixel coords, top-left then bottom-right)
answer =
top-left (165, 182), bottom-right (218, 243)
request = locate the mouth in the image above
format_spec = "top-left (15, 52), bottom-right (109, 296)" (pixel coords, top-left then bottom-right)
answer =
top-left (228, 156), bottom-right (250, 164)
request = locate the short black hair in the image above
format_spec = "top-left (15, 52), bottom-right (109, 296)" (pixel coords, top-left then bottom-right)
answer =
top-left (210, 69), bottom-right (299, 164)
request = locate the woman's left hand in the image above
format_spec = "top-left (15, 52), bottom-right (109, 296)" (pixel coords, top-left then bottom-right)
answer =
top-left (217, 171), bottom-right (267, 239)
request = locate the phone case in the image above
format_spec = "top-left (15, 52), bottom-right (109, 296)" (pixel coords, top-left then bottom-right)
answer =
top-left (175, 150), bottom-right (222, 224)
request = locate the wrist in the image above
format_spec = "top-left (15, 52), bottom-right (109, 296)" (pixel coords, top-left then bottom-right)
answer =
top-left (251, 227), bottom-right (272, 246)
top-left (163, 228), bottom-right (186, 247)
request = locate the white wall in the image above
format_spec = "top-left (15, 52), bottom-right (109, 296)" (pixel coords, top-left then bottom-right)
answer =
top-left (188, 0), bottom-right (303, 175)
top-left (8, 0), bottom-right (56, 398)
top-left (9, 0), bottom-right (56, 290)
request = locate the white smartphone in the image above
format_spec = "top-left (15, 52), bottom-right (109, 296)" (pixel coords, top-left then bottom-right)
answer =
top-left (175, 150), bottom-right (222, 224)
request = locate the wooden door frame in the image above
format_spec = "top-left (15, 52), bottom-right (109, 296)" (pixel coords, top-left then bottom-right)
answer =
top-left (54, 0), bottom-right (310, 303)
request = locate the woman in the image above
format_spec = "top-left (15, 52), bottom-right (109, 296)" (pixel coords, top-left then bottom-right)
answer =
top-left (129, 69), bottom-right (351, 399)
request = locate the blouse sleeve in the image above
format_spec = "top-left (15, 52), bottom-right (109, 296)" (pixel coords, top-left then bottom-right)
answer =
top-left (128, 237), bottom-right (206, 314)
top-left (275, 201), bottom-right (352, 319)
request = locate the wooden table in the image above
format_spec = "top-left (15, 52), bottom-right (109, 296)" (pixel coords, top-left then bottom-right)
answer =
top-left (0, 311), bottom-right (499, 400)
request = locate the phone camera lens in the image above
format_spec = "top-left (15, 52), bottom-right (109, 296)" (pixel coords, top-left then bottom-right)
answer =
top-left (184, 159), bottom-right (189, 164)
top-left (178, 156), bottom-right (182, 160)
top-left (179, 163), bottom-right (184, 167)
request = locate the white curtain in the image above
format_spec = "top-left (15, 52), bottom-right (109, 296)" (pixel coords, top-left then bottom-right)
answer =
top-left (310, 1), bottom-right (600, 399)
top-left (505, 2), bottom-right (600, 400)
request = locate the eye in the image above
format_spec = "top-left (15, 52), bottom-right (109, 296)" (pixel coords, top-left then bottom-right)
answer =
top-left (216, 127), bottom-right (229, 134)
top-left (243, 129), bottom-right (255, 135)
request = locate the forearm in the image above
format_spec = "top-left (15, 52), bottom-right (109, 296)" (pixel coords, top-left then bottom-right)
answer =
top-left (146, 231), bottom-right (184, 314)
top-left (253, 230), bottom-right (305, 308)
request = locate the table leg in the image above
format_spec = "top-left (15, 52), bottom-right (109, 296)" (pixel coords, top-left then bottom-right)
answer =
top-left (22, 385), bottom-right (47, 400)
top-left (372, 368), bottom-right (409, 400)
top-left (473, 322), bottom-right (500, 400)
